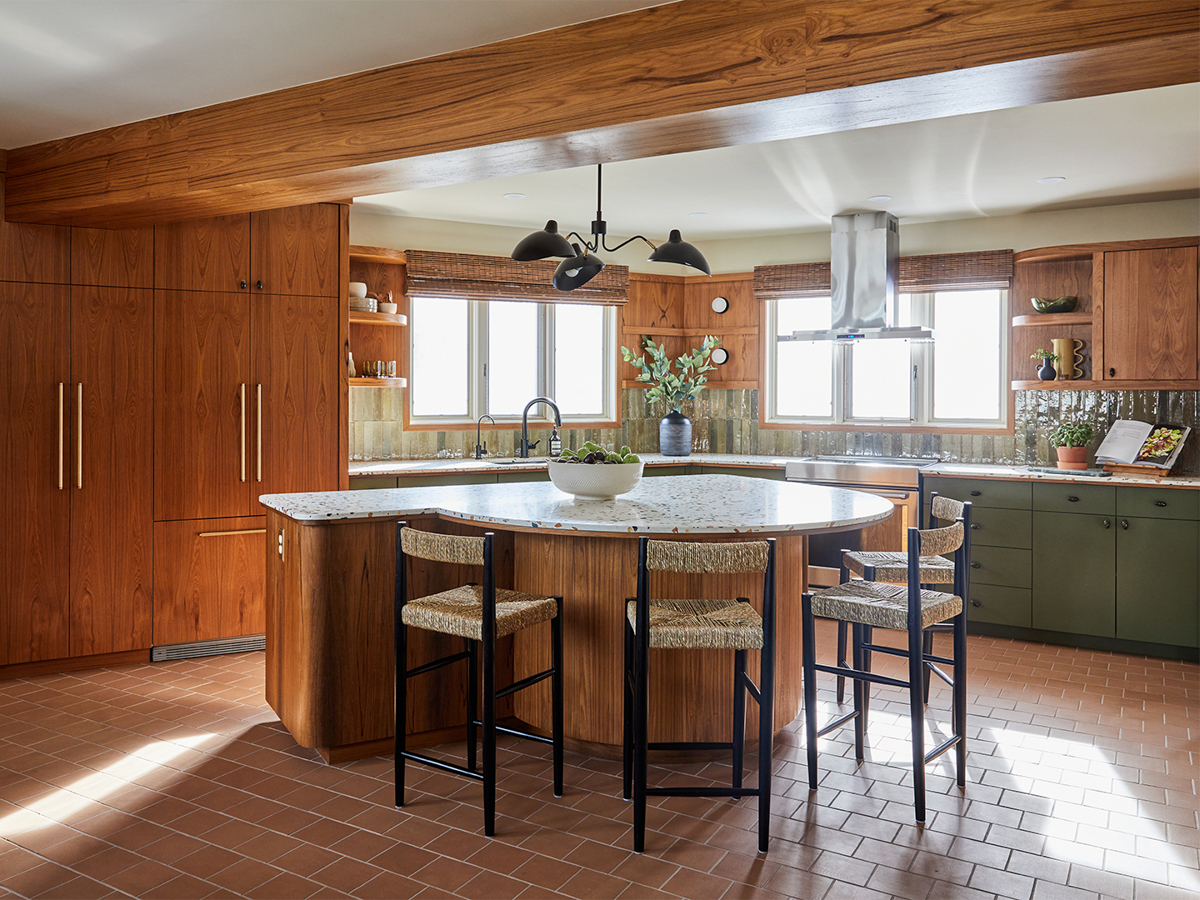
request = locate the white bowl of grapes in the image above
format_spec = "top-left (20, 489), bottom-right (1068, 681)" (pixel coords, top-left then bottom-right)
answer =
top-left (548, 443), bottom-right (643, 500)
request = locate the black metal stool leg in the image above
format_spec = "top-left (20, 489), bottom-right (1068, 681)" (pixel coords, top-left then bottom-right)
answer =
top-left (622, 617), bottom-right (633, 801)
top-left (467, 638), bottom-right (478, 773)
top-left (953, 610), bottom-right (967, 787)
top-left (551, 598), bottom-right (564, 798)
top-left (482, 622), bottom-right (496, 836)
top-left (861, 624), bottom-right (873, 736)
top-left (836, 620), bottom-right (848, 703)
top-left (801, 592), bottom-right (819, 791)
top-left (908, 613), bottom-right (926, 823)
top-left (732, 648), bottom-right (747, 790)
top-left (851, 622), bottom-right (865, 762)
top-left (633, 620), bottom-right (649, 852)
top-left (922, 629), bottom-right (934, 705)
top-left (395, 615), bottom-right (407, 808)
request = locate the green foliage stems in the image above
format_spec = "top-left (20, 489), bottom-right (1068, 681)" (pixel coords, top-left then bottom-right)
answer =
top-left (620, 334), bottom-right (721, 413)
top-left (1049, 421), bottom-right (1096, 448)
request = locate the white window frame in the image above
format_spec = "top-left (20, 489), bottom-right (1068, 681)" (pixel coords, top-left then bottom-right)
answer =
top-left (407, 298), bottom-right (618, 426)
top-left (764, 289), bottom-right (1009, 429)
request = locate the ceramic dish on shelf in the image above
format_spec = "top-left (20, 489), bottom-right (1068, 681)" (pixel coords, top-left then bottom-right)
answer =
top-left (348, 282), bottom-right (368, 298)
top-left (378, 301), bottom-right (398, 314)
top-left (1030, 295), bottom-right (1077, 314)
top-left (349, 297), bottom-right (377, 312)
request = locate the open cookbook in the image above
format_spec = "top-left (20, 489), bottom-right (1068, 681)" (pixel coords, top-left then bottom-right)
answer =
top-left (1094, 420), bottom-right (1191, 471)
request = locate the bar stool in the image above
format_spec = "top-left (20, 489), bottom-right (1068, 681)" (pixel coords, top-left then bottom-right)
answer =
top-left (394, 523), bottom-right (564, 836)
top-left (623, 537), bottom-right (776, 853)
top-left (802, 515), bottom-right (968, 822)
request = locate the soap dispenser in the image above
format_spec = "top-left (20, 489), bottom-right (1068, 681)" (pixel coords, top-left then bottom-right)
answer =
top-left (549, 426), bottom-right (562, 457)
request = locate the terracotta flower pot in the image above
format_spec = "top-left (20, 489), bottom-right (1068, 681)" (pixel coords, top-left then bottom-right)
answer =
top-left (1056, 446), bottom-right (1088, 470)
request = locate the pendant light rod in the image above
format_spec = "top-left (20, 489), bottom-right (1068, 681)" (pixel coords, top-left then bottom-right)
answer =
top-left (563, 164), bottom-right (652, 255)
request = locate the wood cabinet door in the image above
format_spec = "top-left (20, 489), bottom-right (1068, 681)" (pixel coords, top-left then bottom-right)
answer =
top-left (155, 290), bottom-right (252, 520)
top-left (153, 516), bottom-right (266, 644)
top-left (0, 283), bottom-right (70, 664)
top-left (250, 205), bottom-right (341, 297)
top-left (72, 226), bottom-right (154, 288)
top-left (1031, 511), bottom-right (1116, 637)
top-left (1116, 517), bottom-right (1199, 648)
top-left (1103, 247), bottom-right (1198, 380)
top-left (70, 287), bottom-right (154, 656)
top-left (154, 214), bottom-right (250, 292)
top-left (252, 293), bottom-right (341, 499)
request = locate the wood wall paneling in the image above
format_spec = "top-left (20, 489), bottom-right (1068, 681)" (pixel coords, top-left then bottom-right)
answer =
top-left (0, 283), bottom-right (71, 665)
top-left (338, 207), bottom-right (351, 491)
top-left (5, 2), bottom-right (1197, 227)
top-left (250, 205), bottom-right (341, 297)
top-left (71, 226), bottom-right (155, 288)
top-left (154, 290), bottom-right (252, 520)
top-left (1103, 247), bottom-right (1199, 381)
top-left (153, 515), bottom-right (266, 645)
top-left (154, 215), bottom-right (250, 292)
top-left (1010, 257), bottom-right (1095, 381)
top-left (69, 286), bottom-right (154, 656)
top-left (0, 177), bottom-right (70, 283)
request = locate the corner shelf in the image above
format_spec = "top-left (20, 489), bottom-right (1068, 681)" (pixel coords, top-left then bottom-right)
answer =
top-left (350, 311), bottom-right (407, 326)
top-left (1012, 379), bottom-right (1101, 390)
top-left (350, 377), bottom-right (408, 387)
top-left (1012, 312), bottom-right (1091, 327)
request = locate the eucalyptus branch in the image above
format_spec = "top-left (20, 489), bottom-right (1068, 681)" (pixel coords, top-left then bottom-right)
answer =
top-left (621, 334), bottom-right (721, 413)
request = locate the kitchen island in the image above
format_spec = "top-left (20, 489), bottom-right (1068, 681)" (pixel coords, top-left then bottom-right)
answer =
top-left (260, 475), bottom-right (893, 761)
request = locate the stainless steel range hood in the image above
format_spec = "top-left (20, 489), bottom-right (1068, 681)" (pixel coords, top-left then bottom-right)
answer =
top-left (786, 211), bottom-right (933, 342)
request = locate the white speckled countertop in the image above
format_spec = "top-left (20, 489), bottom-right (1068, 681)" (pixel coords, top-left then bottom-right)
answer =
top-left (348, 453), bottom-right (790, 478)
top-left (923, 463), bottom-right (1200, 489)
top-left (260, 473), bottom-right (896, 534)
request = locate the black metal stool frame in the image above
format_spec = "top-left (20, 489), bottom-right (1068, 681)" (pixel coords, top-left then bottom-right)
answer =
top-left (394, 523), bottom-right (564, 836)
top-left (622, 536), bottom-right (777, 853)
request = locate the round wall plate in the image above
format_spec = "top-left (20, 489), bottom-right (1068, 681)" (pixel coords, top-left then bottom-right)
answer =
top-left (711, 347), bottom-right (729, 365)
top-left (711, 296), bottom-right (729, 314)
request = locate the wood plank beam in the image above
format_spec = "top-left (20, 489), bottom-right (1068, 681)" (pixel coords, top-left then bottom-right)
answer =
top-left (5, 0), bottom-right (1198, 228)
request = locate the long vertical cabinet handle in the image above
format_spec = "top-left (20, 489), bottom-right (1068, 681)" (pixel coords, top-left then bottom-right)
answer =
top-left (57, 383), bottom-right (64, 490)
top-left (240, 384), bottom-right (247, 483)
top-left (256, 383), bottom-right (262, 483)
top-left (76, 383), bottom-right (83, 489)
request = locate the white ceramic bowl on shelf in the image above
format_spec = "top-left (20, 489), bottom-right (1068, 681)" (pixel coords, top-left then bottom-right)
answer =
top-left (547, 459), bottom-right (643, 500)
top-left (348, 282), bottom-right (368, 298)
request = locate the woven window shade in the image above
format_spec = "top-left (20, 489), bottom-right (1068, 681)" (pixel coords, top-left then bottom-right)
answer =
top-left (404, 250), bottom-right (629, 305)
top-left (753, 250), bottom-right (1013, 300)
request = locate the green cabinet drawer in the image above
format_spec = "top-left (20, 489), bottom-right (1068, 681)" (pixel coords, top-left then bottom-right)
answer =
top-left (1033, 482), bottom-right (1116, 516)
top-left (969, 545), bottom-right (1031, 588)
top-left (967, 507), bottom-right (1031, 550)
top-left (350, 475), bottom-right (399, 490)
top-left (496, 470), bottom-right (549, 484)
top-left (968, 584), bottom-right (1032, 628)
top-left (1116, 487), bottom-right (1200, 521)
top-left (700, 465), bottom-right (784, 480)
top-left (1032, 511), bottom-right (1116, 638)
top-left (645, 465), bottom-right (692, 477)
top-left (1116, 516), bottom-right (1199, 648)
top-left (396, 472), bottom-right (497, 488)
top-left (924, 476), bottom-right (1030, 509)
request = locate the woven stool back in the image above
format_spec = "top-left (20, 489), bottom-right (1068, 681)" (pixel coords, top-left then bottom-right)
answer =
top-left (645, 539), bottom-right (770, 574)
top-left (930, 494), bottom-right (966, 523)
top-left (401, 527), bottom-right (485, 566)
top-left (914, 520), bottom-right (964, 558)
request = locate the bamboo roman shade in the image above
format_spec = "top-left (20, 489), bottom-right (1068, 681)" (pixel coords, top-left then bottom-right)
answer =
top-left (404, 250), bottom-right (629, 305)
top-left (753, 250), bottom-right (1013, 300)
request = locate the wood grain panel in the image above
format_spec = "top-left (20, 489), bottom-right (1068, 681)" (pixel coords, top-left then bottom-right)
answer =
top-left (1103, 247), bottom-right (1198, 381)
top-left (625, 274), bottom-right (686, 332)
top-left (252, 293), bottom-right (341, 499)
top-left (348, 259), bottom-right (406, 300)
top-left (154, 290), bottom-right (251, 520)
top-left (154, 215), bottom-right (249, 292)
top-left (10, 2), bottom-right (1193, 227)
top-left (71, 226), bottom-right (154, 288)
top-left (153, 516), bottom-right (266, 645)
top-left (338, 206), bottom-right (351, 491)
top-left (0, 283), bottom-right (70, 665)
top-left (69, 287), bottom-right (153, 656)
top-left (1010, 257), bottom-right (1095, 381)
top-left (250, 204), bottom-right (341, 297)
top-left (0, 176), bottom-right (70, 283)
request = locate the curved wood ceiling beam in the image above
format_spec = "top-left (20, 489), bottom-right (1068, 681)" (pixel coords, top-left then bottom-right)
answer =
top-left (4, 0), bottom-right (1198, 228)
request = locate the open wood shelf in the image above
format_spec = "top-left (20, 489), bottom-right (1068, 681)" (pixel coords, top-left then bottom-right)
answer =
top-left (349, 245), bottom-right (406, 265)
top-left (1012, 379), bottom-right (1102, 390)
top-left (350, 377), bottom-right (407, 387)
top-left (350, 311), bottom-right (407, 326)
top-left (1012, 312), bottom-right (1091, 327)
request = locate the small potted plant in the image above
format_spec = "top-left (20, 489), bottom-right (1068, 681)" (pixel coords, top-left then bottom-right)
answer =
top-left (621, 335), bottom-right (720, 457)
top-left (1049, 420), bottom-right (1096, 470)
top-left (1031, 348), bottom-right (1058, 381)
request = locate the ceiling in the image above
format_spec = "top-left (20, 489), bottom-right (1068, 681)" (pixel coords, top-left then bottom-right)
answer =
top-left (1, 1), bottom-right (1197, 239)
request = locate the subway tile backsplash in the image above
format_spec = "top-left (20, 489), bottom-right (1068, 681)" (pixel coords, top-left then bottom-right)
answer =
top-left (350, 387), bottom-right (1199, 476)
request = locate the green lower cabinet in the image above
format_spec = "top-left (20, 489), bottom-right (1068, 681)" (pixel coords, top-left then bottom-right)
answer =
top-left (699, 465), bottom-right (785, 480)
top-left (1032, 511), bottom-right (1116, 637)
top-left (1116, 516), bottom-right (1200, 647)
top-left (644, 465), bottom-right (692, 477)
top-left (969, 545), bottom-right (1031, 589)
top-left (495, 470), bottom-right (549, 484)
top-left (967, 584), bottom-right (1032, 627)
top-left (967, 507), bottom-right (1032, 550)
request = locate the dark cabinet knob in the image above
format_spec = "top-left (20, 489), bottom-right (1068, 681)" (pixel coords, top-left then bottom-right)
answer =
top-left (970, 490), bottom-right (981, 497)
top-left (971, 562), bottom-right (981, 569)
top-left (256, 280), bottom-right (264, 290)
top-left (239, 280), bottom-right (247, 289)
top-left (971, 599), bottom-right (981, 608)
top-left (971, 523), bottom-right (980, 530)
top-left (1121, 520), bottom-right (1129, 530)
top-left (1154, 500), bottom-right (1168, 508)
top-left (1067, 495), bottom-right (1079, 502)
top-left (1103, 519), bottom-right (1111, 529)
top-left (1109, 367), bottom-right (1116, 377)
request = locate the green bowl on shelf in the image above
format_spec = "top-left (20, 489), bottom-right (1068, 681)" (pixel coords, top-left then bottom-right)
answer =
top-left (1031, 295), bottom-right (1078, 314)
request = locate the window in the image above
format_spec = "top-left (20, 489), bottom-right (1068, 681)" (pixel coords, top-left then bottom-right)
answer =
top-left (765, 288), bottom-right (1007, 428)
top-left (408, 298), bottom-right (616, 425)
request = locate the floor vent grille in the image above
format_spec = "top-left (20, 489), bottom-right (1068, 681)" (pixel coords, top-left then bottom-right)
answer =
top-left (151, 634), bottom-right (266, 662)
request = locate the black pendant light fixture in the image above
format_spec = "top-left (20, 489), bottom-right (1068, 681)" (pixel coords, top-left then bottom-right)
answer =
top-left (511, 164), bottom-right (711, 291)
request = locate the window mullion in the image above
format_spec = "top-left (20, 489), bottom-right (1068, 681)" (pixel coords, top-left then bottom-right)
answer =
top-left (474, 300), bottom-right (487, 419)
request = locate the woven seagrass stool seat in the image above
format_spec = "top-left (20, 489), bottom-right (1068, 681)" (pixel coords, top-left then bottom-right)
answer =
top-left (802, 516), bottom-right (969, 823)
top-left (624, 537), bottom-right (776, 854)
top-left (395, 524), bottom-right (564, 837)
top-left (842, 549), bottom-right (955, 584)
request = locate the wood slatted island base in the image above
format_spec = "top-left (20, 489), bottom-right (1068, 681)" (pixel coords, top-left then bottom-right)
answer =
top-left (259, 475), bottom-right (893, 762)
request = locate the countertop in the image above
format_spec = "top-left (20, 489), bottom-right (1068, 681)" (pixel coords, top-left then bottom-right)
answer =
top-left (260, 473), bottom-right (895, 533)
top-left (348, 453), bottom-right (791, 478)
top-left (922, 463), bottom-right (1200, 489)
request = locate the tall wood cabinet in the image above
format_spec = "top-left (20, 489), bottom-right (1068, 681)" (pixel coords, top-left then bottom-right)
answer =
top-left (152, 203), bottom-right (342, 647)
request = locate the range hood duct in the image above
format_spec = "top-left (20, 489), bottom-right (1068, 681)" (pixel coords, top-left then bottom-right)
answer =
top-left (788, 211), bottom-right (933, 342)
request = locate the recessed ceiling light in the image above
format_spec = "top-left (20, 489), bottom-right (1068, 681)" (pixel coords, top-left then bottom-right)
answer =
top-left (1037, 176), bottom-right (1066, 184)
top-left (503, 192), bottom-right (526, 199)
top-left (689, 211), bottom-right (709, 217)
top-left (867, 195), bottom-right (892, 202)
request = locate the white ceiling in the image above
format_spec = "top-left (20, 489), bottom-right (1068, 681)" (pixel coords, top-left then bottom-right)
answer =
top-left (1, 1), bottom-right (1197, 238)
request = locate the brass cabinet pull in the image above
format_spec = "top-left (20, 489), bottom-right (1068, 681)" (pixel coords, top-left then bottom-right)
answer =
top-left (197, 528), bottom-right (268, 538)
top-left (240, 383), bottom-right (247, 483)
top-left (57, 383), bottom-right (64, 490)
top-left (76, 383), bottom-right (83, 489)
top-left (256, 383), bottom-right (262, 483)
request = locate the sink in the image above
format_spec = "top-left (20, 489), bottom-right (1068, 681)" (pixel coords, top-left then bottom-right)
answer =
top-left (485, 458), bottom-right (547, 466)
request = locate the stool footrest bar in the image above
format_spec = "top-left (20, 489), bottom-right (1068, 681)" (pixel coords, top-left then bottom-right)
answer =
top-left (497, 667), bottom-right (554, 699)
top-left (401, 751), bottom-right (485, 781)
top-left (407, 650), bottom-right (471, 680)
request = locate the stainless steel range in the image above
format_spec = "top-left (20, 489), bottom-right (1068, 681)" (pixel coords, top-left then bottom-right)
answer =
top-left (785, 455), bottom-right (939, 587)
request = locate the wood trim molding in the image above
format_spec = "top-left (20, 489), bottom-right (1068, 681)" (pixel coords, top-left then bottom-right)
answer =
top-left (0, 649), bottom-right (150, 682)
top-left (5, 1), bottom-right (1197, 227)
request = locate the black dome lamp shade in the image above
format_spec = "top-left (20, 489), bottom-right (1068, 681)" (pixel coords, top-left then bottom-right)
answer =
top-left (552, 243), bottom-right (605, 291)
top-left (511, 165), bottom-right (712, 290)
top-left (647, 229), bottom-right (710, 275)
top-left (512, 220), bottom-right (574, 261)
